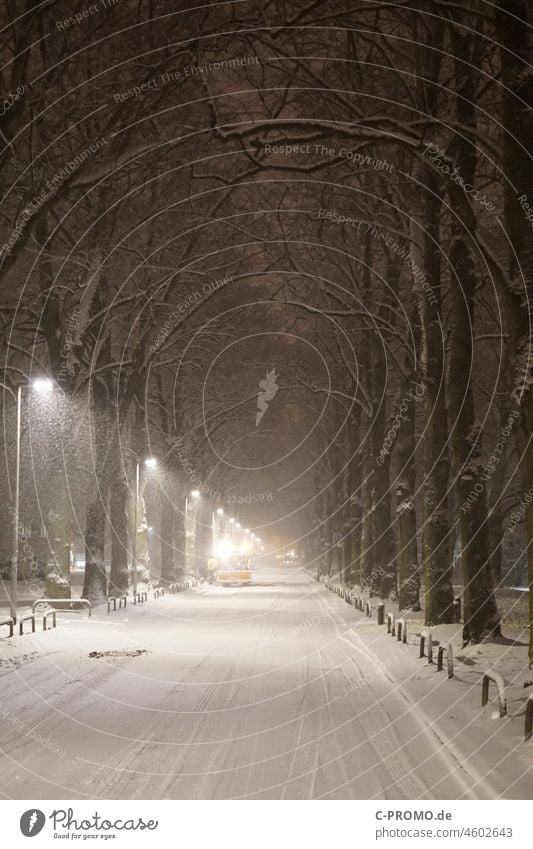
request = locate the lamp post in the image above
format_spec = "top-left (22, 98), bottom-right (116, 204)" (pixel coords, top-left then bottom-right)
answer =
top-left (212, 507), bottom-right (224, 540)
top-left (185, 489), bottom-right (200, 574)
top-left (8, 378), bottom-right (53, 622)
top-left (132, 456), bottom-right (158, 597)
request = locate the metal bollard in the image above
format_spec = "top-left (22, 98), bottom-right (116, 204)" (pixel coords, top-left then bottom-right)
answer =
top-left (377, 603), bottom-right (385, 626)
top-left (482, 669), bottom-right (507, 718)
top-left (396, 618), bottom-right (407, 643)
top-left (525, 694), bottom-right (533, 741)
top-left (19, 614), bottom-right (36, 635)
top-left (0, 617), bottom-right (15, 638)
top-left (420, 629), bottom-right (433, 663)
top-left (43, 609), bottom-right (57, 631)
top-left (437, 643), bottom-right (454, 678)
top-left (452, 596), bottom-right (461, 623)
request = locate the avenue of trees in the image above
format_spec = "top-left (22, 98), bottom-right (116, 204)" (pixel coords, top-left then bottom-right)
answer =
top-left (0, 1), bottom-right (532, 660)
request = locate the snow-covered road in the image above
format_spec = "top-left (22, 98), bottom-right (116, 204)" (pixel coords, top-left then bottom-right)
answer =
top-left (0, 568), bottom-right (528, 799)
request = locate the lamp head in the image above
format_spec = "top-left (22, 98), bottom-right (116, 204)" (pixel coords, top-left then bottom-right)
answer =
top-left (32, 378), bottom-right (53, 394)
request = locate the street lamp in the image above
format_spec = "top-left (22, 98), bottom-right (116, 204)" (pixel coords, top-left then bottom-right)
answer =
top-left (8, 377), bottom-right (53, 622)
top-left (132, 456), bottom-right (158, 596)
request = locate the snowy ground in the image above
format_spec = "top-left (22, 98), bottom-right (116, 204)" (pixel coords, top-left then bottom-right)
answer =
top-left (0, 567), bottom-right (531, 799)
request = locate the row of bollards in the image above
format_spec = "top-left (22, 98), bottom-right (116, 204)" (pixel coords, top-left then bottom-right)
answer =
top-left (104, 578), bottom-right (199, 614)
top-left (107, 595), bottom-right (128, 613)
top-left (323, 579), bottom-right (532, 741)
top-left (2, 580), bottom-right (201, 639)
top-left (1, 609), bottom-right (57, 639)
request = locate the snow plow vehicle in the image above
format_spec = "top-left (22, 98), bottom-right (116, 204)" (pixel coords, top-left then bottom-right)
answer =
top-left (216, 557), bottom-right (252, 587)
top-left (210, 539), bottom-right (253, 586)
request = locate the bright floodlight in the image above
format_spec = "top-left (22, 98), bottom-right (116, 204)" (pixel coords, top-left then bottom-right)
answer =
top-left (190, 489), bottom-right (200, 499)
top-left (33, 378), bottom-right (53, 393)
top-left (216, 507), bottom-right (224, 515)
top-left (145, 457), bottom-right (158, 468)
top-left (213, 538), bottom-right (233, 560)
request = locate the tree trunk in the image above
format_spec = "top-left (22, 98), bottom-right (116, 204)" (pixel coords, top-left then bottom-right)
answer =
top-left (174, 492), bottom-right (186, 580)
top-left (82, 394), bottom-right (110, 603)
top-left (109, 469), bottom-right (129, 595)
top-left (394, 376), bottom-right (422, 611)
top-left (447, 16), bottom-right (500, 642)
top-left (44, 469), bottom-right (71, 599)
top-left (82, 497), bottom-right (108, 602)
top-left (496, 0), bottom-right (533, 664)
top-left (360, 441), bottom-right (375, 592)
top-left (412, 171), bottom-right (454, 624)
top-left (160, 490), bottom-right (177, 585)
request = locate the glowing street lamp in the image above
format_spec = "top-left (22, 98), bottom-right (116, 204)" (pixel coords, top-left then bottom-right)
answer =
top-left (33, 378), bottom-right (54, 394)
top-left (213, 537), bottom-right (233, 561)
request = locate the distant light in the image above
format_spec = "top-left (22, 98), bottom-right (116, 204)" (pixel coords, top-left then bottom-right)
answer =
top-left (245, 528), bottom-right (250, 534)
top-left (213, 538), bottom-right (233, 560)
top-left (190, 489), bottom-right (200, 499)
top-left (236, 523), bottom-right (241, 530)
top-left (147, 526), bottom-right (153, 532)
top-left (229, 518), bottom-right (235, 524)
top-left (145, 457), bottom-right (158, 468)
top-left (216, 508), bottom-right (224, 515)
top-left (33, 378), bottom-right (53, 394)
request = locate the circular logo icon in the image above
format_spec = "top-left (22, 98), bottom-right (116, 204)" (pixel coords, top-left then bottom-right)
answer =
top-left (20, 810), bottom-right (46, 837)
